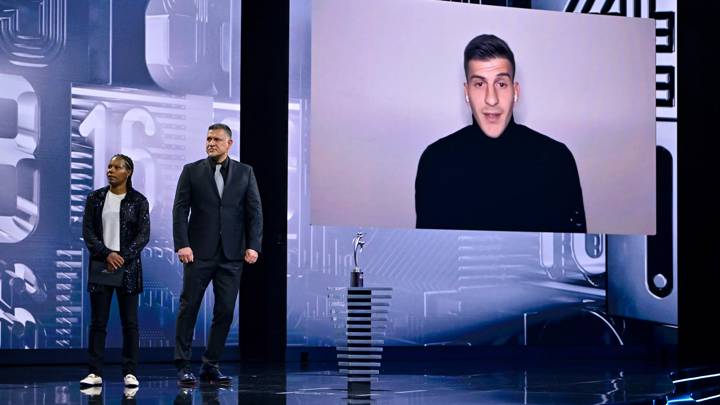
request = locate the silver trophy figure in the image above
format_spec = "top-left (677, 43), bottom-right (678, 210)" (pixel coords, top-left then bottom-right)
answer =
top-left (351, 232), bottom-right (365, 287)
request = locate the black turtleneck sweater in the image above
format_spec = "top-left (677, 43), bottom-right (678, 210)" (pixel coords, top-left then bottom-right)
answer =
top-left (415, 119), bottom-right (586, 233)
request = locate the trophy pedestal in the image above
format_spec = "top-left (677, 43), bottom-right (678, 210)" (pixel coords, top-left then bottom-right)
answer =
top-left (335, 286), bottom-right (392, 393)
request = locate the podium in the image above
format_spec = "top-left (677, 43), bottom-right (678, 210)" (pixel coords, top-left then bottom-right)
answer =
top-left (333, 286), bottom-right (393, 393)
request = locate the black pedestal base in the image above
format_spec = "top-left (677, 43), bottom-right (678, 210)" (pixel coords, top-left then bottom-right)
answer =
top-left (348, 381), bottom-right (371, 394)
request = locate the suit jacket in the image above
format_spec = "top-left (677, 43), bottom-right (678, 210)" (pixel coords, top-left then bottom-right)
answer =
top-left (172, 157), bottom-right (263, 260)
top-left (82, 186), bottom-right (150, 294)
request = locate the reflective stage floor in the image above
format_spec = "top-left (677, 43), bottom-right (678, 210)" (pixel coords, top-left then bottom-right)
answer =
top-left (0, 361), bottom-right (696, 404)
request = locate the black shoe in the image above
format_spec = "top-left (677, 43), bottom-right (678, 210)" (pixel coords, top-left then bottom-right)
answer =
top-left (198, 367), bottom-right (232, 385)
top-left (177, 368), bottom-right (197, 386)
top-left (174, 387), bottom-right (194, 405)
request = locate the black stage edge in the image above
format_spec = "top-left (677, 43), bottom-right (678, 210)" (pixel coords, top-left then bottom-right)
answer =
top-left (239, 0), bottom-right (289, 362)
top-left (1, 345), bottom-right (676, 367)
top-left (286, 345), bottom-right (678, 366)
top-left (677, 2), bottom-right (720, 367)
top-left (0, 347), bottom-right (240, 367)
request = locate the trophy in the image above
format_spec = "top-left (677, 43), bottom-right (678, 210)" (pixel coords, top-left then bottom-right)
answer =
top-left (351, 232), bottom-right (365, 287)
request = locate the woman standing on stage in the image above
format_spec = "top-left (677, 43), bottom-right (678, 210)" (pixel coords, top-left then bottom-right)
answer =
top-left (80, 154), bottom-right (150, 389)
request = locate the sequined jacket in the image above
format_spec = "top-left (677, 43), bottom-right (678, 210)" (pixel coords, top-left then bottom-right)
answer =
top-left (82, 186), bottom-right (150, 295)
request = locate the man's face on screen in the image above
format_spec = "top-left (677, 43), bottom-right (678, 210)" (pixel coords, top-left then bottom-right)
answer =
top-left (464, 57), bottom-right (519, 138)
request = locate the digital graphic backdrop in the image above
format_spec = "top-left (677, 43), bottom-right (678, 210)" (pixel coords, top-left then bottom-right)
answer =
top-left (0, 0), bottom-right (677, 351)
top-left (288, 0), bottom-right (677, 347)
top-left (0, 0), bottom-right (241, 349)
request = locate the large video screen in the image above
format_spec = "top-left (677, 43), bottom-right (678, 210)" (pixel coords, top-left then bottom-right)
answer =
top-left (309, 0), bottom-right (656, 235)
top-left (0, 0), bottom-right (241, 350)
top-left (289, 0), bottom-right (675, 347)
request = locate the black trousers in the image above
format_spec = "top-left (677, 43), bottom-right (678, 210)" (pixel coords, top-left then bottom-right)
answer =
top-left (88, 285), bottom-right (139, 376)
top-left (174, 248), bottom-right (242, 370)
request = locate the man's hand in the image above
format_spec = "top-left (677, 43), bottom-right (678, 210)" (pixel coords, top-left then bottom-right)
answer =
top-left (106, 252), bottom-right (125, 271)
top-left (177, 247), bottom-right (194, 264)
top-left (244, 249), bottom-right (258, 264)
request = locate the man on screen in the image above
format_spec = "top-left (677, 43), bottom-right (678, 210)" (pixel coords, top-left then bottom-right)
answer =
top-left (415, 34), bottom-right (586, 233)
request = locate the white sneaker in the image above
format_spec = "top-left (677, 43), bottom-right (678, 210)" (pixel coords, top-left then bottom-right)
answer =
top-left (80, 373), bottom-right (103, 386)
top-left (124, 386), bottom-right (139, 399)
top-left (80, 386), bottom-right (102, 397)
top-left (124, 374), bottom-right (139, 387)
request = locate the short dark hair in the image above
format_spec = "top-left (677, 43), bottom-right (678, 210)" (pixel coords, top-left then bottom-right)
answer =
top-left (111, 153), bottom-right (135, 190)
top-left (464, 34), bottom-right (516, 80)
top-left (208, 123), bottom-right (232, 138)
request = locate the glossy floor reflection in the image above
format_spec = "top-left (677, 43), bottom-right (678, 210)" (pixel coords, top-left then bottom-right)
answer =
top-left (0, 362), bottom-right (675, 404)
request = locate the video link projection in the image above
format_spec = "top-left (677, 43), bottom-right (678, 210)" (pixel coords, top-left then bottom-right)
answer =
top-left (0, 0), bottom-right (241, 350)
top-left (287, 0), bottom-right (677, 347)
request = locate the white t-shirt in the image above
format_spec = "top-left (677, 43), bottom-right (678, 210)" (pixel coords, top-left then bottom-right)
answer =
top-left (102, 191), bottom-right (126, 252)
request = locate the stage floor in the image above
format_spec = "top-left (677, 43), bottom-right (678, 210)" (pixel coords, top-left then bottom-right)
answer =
top-left (0, 361), bottom-right (675, 404)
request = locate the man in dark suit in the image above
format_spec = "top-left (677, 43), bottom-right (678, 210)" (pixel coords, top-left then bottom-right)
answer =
top-left (172, 123), bottom-right (263, 385)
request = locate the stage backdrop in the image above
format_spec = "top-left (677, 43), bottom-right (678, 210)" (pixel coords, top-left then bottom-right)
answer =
top-left (287, 0), bottom-right (677, 347)
top-left (0, 0), bottom-right (241, 350)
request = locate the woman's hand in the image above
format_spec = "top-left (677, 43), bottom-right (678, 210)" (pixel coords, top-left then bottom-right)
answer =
top-left (106, 252), bottom-right (125, 271)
